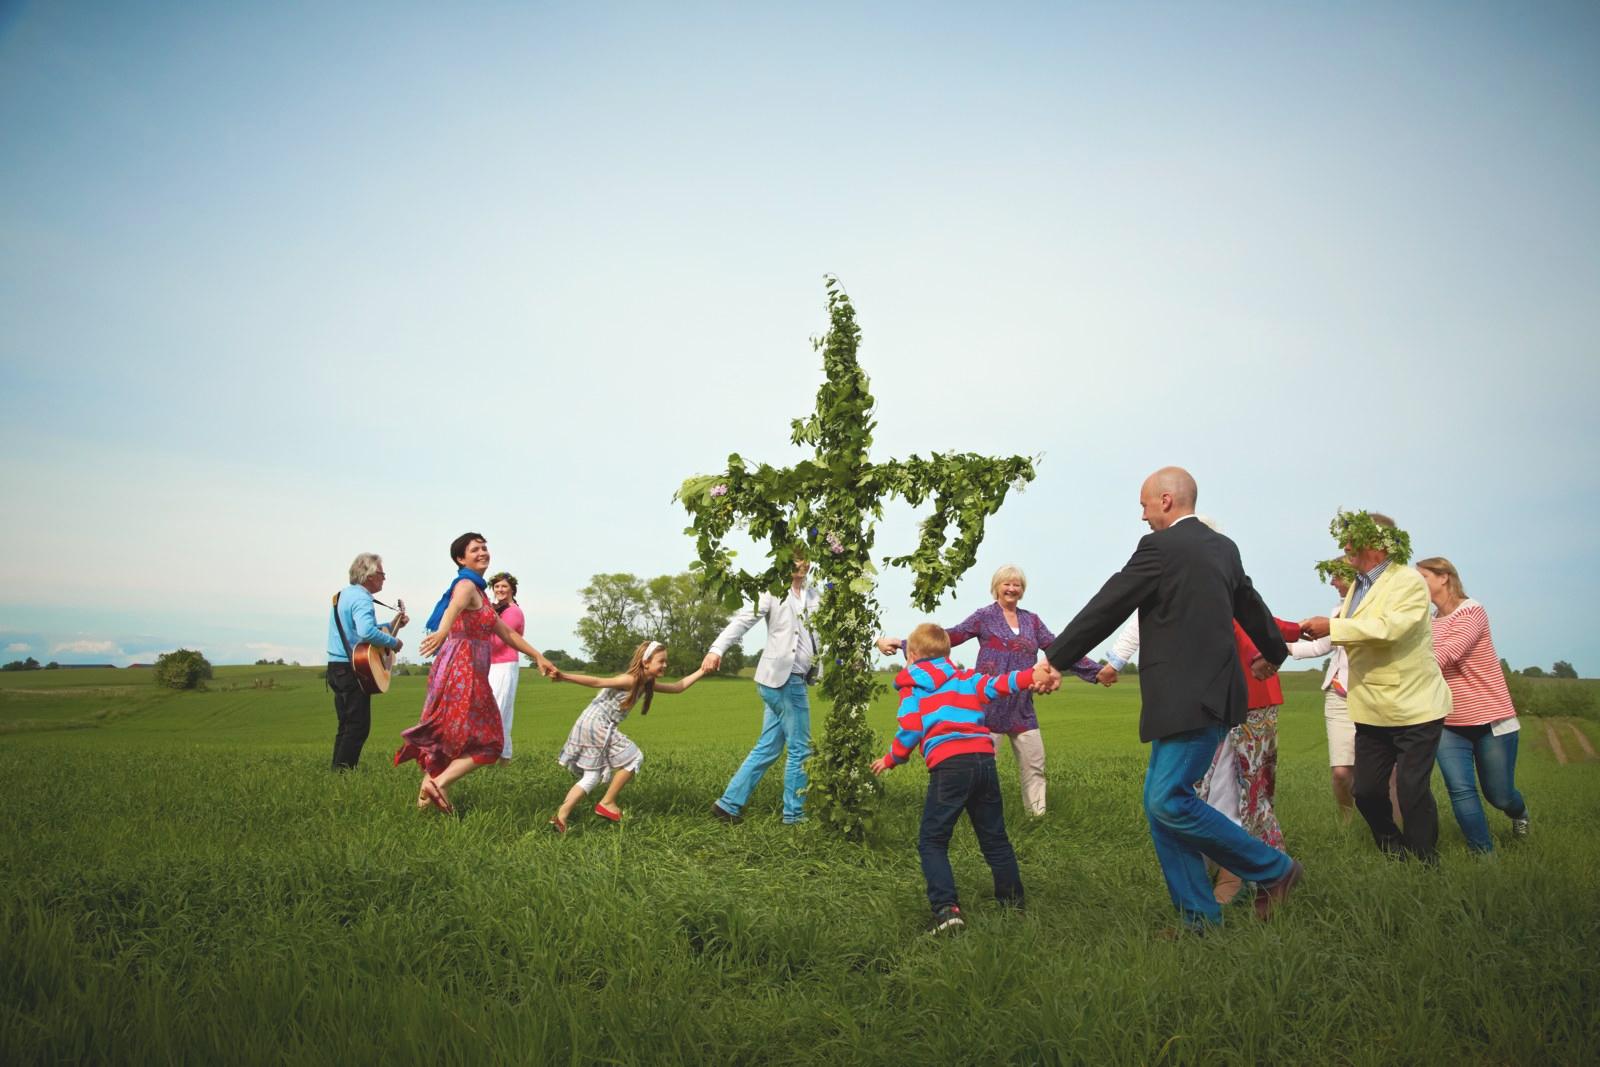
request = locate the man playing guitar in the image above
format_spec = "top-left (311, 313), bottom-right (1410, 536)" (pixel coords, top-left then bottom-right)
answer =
top-left (327, 552), bottom-right (408, 770)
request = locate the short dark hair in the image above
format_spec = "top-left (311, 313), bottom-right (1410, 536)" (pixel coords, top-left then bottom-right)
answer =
top-left (450, 531), bottom-right (486, 565)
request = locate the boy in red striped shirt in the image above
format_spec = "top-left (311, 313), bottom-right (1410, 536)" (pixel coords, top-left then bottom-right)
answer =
top-left (871, 623), bottom-right (1041, 933)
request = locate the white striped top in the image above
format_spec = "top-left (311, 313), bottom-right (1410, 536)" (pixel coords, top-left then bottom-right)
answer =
top-left (1432, 600), bottom-right (1516, 727)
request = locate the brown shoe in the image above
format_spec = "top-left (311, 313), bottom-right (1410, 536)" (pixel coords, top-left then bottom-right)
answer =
top-left (1254, 860), bottom-right (1304, 920)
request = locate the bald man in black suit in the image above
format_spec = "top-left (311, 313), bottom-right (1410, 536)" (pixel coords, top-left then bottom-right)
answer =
top-left (1039, 467), bottom-right (1303, 932)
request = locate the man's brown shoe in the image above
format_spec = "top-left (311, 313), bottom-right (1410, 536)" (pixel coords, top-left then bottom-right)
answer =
top-left (1254, 860), bottom-right (1304, 920)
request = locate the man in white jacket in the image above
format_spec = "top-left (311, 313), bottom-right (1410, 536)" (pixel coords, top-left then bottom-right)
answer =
top-left (702, 557), bottom-right (821, 824)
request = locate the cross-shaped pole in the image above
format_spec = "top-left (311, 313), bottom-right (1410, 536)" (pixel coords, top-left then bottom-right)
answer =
top-left (678, 276), bottom-right (1037, 838)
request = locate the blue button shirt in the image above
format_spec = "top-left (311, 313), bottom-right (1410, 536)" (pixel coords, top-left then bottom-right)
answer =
top-left (327, 585), bottom-right (399, 662)
top-left (1345, 558), bottom-right (1392, 617)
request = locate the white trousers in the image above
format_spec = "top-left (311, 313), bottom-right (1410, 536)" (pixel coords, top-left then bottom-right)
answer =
top-left (996, 729), bottom-right (1048, 815)
top-left (487, 661), bottom-right (519, 759)
top-left (1199, 733), bottom-right (1243, 827)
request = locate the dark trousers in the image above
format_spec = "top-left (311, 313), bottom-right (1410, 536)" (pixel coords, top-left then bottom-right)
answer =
top-left (327, 661), bottom-right (372, 770)
top-left (917, 752), bottom-right (1024, 911)
top-left (1354, 718), bottom-right (1444, 861)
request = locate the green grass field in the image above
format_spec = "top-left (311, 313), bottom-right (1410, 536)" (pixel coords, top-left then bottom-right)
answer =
top-left (3, 665), bottom-right (1597, 1065)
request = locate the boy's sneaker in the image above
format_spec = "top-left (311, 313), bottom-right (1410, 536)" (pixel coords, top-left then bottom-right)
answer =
top-left (927, 905), bottom-right (965, 935)
top-left (1511, 814), bottom-right (1530, 839)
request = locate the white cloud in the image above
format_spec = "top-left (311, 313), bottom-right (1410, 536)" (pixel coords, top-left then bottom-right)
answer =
top-left (52, 639), bottom-right (121, 655)
top-left (5, 642), bottom-right (28, 653)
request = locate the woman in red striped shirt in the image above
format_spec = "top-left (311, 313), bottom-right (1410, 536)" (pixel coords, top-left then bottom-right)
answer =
top-left (1418, 557), bottom-right (1530, 853)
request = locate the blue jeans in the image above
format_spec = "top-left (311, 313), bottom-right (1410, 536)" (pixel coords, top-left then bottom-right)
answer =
top-left (1436, 723), bottom-right (1526, 852)
top-left (718, 673), bottom-right (812, 822)
top-left (918, 752), bottom-right (1023, 911)
top-left (1145, 725), bottom-right (1294, 927)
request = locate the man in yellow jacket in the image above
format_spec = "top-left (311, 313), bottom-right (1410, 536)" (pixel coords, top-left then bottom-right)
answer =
top-left (1301, 513), bottom-right (1451, 862)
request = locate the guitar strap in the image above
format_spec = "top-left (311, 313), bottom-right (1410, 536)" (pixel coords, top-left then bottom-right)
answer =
top-left (331, 592), bottom-right (354, 660)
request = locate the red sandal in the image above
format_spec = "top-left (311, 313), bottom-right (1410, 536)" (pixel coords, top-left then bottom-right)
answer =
top-left (548, 816), bottom-right (567, 834)
top-left (593, 802), bottom-right (621, 823)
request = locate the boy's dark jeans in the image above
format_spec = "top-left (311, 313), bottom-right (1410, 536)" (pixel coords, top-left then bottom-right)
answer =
top-left (918, 752), bottom-right (1024, 911)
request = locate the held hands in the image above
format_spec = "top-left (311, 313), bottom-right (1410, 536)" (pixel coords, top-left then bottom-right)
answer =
top-left (1096, 663), bottom-right (1119, 687)
top-left (1031, 662), bottom-right (1062, 694)
top-left (700, 652), bottom-right (722, 674)
top-left (1299, 616), bottom-right (1331, 640)
top-left (1249, 656), bottom-right (1278, 682)
top-left (870, 756), bottom-right (892, 776)
top-left (874, 636), bottom-right (902, 656)
top-left (536, 656), bottom-right (558, 679)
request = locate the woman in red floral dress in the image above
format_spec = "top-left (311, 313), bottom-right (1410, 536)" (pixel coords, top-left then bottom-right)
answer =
top-left (397, 532), bottom-right (556, 812)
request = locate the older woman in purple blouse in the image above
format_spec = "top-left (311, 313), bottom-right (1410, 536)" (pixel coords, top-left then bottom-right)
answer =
top-left (877, 564), bottom-right (1100, 815)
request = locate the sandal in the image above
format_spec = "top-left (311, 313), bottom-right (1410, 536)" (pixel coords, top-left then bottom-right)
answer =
top-left (548, 816), bottom-right (567, 834)
top-left (421, 778), bottom-right (454, 814)
top-left (593, 802), bottom-right (621, 823)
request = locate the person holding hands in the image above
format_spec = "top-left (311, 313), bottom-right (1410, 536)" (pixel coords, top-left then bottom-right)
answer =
top-left (872, 623), bottom-right (1039, 934)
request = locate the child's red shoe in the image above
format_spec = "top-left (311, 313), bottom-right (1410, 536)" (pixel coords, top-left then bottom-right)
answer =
top-left (594, 803), bottom-right (622, 823)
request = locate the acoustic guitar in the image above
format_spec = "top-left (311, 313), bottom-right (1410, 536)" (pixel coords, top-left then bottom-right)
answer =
top-left (353, 598), bottom-right (408, 695)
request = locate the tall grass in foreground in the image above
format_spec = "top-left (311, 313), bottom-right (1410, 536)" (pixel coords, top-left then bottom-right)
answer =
top-left (2, 673), bottom-right (1597, 1064)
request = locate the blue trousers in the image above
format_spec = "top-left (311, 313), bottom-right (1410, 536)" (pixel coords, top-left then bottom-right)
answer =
top-left (718, 673), bottom-right (812, 822)
top-left (1145, 725), bottom-right (1294, 927)
top-left (918, 752), bottom-right (1023, 911)
top-left (1436, 723), bottom-right (1526, 852)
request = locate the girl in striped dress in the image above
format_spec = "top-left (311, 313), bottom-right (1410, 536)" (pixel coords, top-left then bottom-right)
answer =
top-left (549, 640), bottom-right (706, 832)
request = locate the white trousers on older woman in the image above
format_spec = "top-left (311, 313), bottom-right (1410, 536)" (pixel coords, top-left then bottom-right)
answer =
top-left (487, 661), bottom-right (519, 759)
top-left (995, 729), bottom-right (1048, 816)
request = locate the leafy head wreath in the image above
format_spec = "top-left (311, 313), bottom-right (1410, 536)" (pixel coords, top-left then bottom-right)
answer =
top-left (1328, 508), bottom-right (1413, 566)
top-left (1314, 556), bottom-right (1359, 585)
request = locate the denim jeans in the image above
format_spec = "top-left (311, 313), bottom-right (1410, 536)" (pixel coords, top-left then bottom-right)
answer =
top-left (917, 752), bottom-right (1023, 911)
top-left (1436, 723), bottom-right (1526, 852)
top-left (1144, 725), bottom-right (1294, 927)
top-left (718, 673), bottom-right (812, 822)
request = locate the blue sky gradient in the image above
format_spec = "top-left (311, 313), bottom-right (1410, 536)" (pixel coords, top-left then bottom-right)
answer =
top-left (2, 2), bottom-right (1597, 671)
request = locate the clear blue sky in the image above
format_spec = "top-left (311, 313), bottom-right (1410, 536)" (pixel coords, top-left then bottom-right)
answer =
top-left (2, 2), bottom-right (1597, 672)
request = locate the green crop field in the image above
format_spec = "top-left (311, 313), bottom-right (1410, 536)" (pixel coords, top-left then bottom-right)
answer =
top-left (3, 665), bottom-right (1597, 1064)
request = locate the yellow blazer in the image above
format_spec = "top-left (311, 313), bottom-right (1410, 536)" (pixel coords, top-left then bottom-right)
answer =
top-left (1330, 562), bottom-right (1452, 727)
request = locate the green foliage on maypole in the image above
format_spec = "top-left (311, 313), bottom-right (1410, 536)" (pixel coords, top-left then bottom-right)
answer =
top-left (676, 276), bottom-right (1037, 840)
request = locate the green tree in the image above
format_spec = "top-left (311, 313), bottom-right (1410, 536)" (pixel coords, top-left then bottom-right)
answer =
top-left (1521, 665), bottom-right (1546, 678)
top-left (2, 656), bottom-right (41, 671)
top-left (153, 649), bottom-right (212, 690)
top-left (575, 573), bottom-right (647, 671)
top-left (678, 277), bottom-right (1035, 840)
top-left (1551, 660), bottom-right (1578, 679)
top-left (542, 649), bottom-right (589, 672)
top-left (642, 572), bottom-right (738, 676)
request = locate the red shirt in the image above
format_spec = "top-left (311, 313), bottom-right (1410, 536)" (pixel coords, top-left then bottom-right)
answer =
top-left (1235, 619), bottom-right (1303, 710)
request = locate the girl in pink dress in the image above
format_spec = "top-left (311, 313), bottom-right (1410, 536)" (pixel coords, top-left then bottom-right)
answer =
top-left (397, 532), bottom-right (556, 813)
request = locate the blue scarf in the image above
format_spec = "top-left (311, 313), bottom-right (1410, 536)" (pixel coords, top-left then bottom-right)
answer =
top-left (424, 567), bottom-right (489, 634)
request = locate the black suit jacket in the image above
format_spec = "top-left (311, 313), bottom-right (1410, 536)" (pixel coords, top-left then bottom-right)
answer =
top-left (1044, 516), bottom-right (1288, 743)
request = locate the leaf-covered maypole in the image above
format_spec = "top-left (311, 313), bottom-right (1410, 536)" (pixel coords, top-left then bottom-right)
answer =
top-left (677, 276), bottom-right (1036, 839)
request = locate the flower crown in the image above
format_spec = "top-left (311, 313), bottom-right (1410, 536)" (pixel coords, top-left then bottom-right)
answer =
top-left (1313, 556), bottom-right (1359, 585)
top-left (1328, 508), bottom-right (1412, 565)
